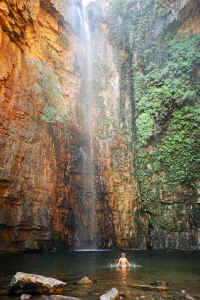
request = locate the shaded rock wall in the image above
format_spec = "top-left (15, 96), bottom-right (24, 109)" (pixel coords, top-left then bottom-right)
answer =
top-left (145, 0), bottom-right (200, 250)
top-left (107, 0), bottom-right (200, 250)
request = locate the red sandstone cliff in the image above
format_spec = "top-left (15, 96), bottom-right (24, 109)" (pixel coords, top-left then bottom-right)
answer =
top-left (0, 0), bottom-right (78, 252)
top-left (0, 0), bottom-right (146, 252)
top-left (1, 0), bottom-right (199, 253)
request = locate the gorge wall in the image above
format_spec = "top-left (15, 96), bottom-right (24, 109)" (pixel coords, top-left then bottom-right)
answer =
top-left (108, 0), bottom-right (200, 250)
top-left (0, 0), bottom-right (199, 253)
top-left (0, 0), bottom-right (147, 252)
top-left (0, 0), bottom-right (78, 252)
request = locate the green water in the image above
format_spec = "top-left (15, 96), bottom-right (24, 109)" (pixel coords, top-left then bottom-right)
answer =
top-left (0, 250), bottom-right (200, 299)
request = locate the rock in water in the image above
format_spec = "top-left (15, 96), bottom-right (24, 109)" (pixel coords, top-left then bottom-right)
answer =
top-left (20, 295), bottom-right (32, 300)
top-left (10, 272), bottom-right (66, 295)
top-left (77, 276), bottom-right (93, 285)
top-left (100, 288), bottom-right (119, 300)
top-left (41, 296), bottom-right (81, 300)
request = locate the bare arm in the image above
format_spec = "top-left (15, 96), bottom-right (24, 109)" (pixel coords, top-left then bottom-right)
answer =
top-left (126, 258), bottom-right (131, 267)
top-left (117, 258), bottom-right (121, 266)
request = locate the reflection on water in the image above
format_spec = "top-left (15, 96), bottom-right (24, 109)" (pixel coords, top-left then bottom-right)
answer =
top-left (0, 250), bottom-right (200, 300)
top-left (117, 265), bottom-right (131, 284)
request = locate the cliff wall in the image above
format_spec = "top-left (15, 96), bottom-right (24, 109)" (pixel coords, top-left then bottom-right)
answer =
top-left (108, 0), bottom-right (200, 250)
top-left (1, 0), bottom-right (199, 252)
top-left (0, 0), bottom-right (145, 252)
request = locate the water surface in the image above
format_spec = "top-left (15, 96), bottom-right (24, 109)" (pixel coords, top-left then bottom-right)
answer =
top-left (0, 250), bottom-right (200, 299)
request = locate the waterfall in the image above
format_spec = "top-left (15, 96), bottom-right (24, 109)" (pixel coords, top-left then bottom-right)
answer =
top-left (68, 0), bottom-right (97, 249)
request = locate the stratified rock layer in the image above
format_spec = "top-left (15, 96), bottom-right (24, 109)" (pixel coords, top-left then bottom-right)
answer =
top-left (0, 0), bottom-right (78, 252)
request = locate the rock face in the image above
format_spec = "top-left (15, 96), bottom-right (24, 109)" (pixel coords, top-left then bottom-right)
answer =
top-left (10, 272), bottom-right (66, 295)
top-left (0, 0), bottom-right (79, 252)
top-left (107, 0), bottom-right (200, 250)
top-left (0, 0), bottom-right (146, 252)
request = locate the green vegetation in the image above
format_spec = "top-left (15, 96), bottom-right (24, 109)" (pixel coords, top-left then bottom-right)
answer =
top-left (136, 34), bottom-right (200, 226)
top-left (109, 0), bottom-right (200, 230)
top-left (136, 34), bottom-right (200, 185)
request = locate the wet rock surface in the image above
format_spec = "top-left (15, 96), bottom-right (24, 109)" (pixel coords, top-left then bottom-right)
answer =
top-left (77, 277), bottom-right (93, 285)
top-left (128, 283), bottom-right (168, 292)
top-left (20, 294), bottom-right (32, 300)
top-left (40, 296), bottom-right (81, 300)
top-left (10, 272), bottom-right (66, 295)
top-left (100, 288), bottom-right (119, 300)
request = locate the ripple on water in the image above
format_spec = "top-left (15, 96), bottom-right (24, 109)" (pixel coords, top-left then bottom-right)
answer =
top-left (109, 263), bottom-right (142, 269)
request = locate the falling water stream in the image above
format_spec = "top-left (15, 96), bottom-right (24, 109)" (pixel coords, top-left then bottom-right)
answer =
top-left (69, 0), bottom-right (97, 249)
top-left (82, 1), bottom-right (97, 249)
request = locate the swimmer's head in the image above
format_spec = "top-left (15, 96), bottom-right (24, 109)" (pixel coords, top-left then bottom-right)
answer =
top-left (121, 252), bottom-right (126, 257)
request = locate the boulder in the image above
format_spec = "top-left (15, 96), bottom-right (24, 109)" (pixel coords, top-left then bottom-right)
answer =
top-left (181, 290), bottom-right (195, 300)
top-left (77, 276), bottom-right (93, 285)
top-left (20, 295), bottom-right (32, 300)
top-left (41, 296), bottom-right (81, 300)
top-left (10, 272), bottom-right (66, 295)
top-left (100, 288), bottom-right (119, 300)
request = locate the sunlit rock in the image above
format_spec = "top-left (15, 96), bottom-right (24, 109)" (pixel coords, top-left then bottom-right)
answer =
top-left (100, 288), bottom-right (119, 300)
top-left (41, 296), bottom-right (81, 300)
top-left (10, 272), bottom-right (66, 295)
top-left (77, 276), bottom-right (93, 285)
top-left (20, 295), bottom-right (32, 300)
top-left (181, 290), bottom-right (195, 300)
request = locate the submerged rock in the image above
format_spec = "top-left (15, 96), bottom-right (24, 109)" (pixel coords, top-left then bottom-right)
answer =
top-left (150, 281), bottom-right (167, 287)
top-left (10, 272), bottom-right (66, 295)
top-left (77, 276), bottom-right (93, 285)
top-left (100, 288), bottom-right (119, 300)
top-left (128, 284), bottom-right (167, 291)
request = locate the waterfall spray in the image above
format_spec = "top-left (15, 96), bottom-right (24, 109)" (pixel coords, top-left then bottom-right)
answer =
top-left (68, 0), bottom-right (97, 249)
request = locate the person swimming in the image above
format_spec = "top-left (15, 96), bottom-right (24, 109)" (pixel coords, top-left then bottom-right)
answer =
top-left (117, 252), bottom-right (131, 268)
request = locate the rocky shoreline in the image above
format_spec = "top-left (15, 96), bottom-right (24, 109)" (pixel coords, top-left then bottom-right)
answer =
top-left (2, 271), bottom-right (197, 300)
